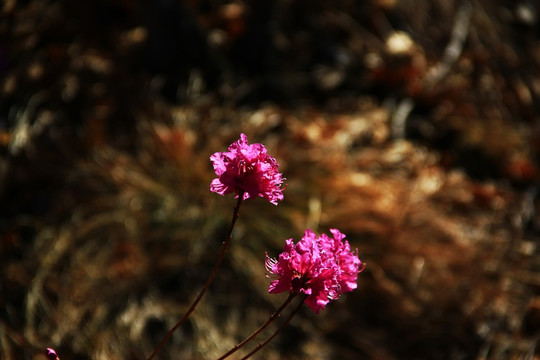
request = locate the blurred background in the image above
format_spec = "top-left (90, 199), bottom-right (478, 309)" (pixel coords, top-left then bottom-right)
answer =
top-left (1, 0), bottom-right (539, 359)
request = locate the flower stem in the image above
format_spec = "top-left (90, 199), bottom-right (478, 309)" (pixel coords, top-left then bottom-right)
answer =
top-left (216, 293), bottom-right (297, 360)
top-left (147, 193), bottom-right (245, 360)
top-left (240, 295), bottom-right (305, 360)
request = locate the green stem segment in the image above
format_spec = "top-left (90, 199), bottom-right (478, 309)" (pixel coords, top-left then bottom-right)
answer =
top-left (240, 295), bottom-right (306, 360)
top-left (147, 193), bottom-right (245, 360)
top-left (217, 293), bottom-right (298, 360)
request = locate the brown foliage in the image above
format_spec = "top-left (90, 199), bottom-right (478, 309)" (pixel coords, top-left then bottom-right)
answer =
top-left (1, 1), bottom-right (539, 359)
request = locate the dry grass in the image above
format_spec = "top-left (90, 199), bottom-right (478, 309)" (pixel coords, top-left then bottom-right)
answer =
top-left (1, 1), bottom-right (539, 359)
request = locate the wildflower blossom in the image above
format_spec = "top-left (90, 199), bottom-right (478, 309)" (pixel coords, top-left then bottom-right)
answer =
top-left (266, 229), bottom-right (364, 313)
top-left (210, 133), bottom-right (284, 205)
top-left (46, 348), bottom-right (60, 360)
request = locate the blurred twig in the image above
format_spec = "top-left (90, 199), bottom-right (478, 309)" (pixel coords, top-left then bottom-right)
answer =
top-left (424, 3), bottom-right (472, 87)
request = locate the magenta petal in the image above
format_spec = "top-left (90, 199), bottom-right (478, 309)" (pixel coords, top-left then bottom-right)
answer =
top-left (268, 278), bottom-right (291, 294)
top-left (210, 134), bottom-right (285, 204)
top-left (265, 229), bottom-right (365, 314)
top-left (46, 348), bottom-right (59, 360)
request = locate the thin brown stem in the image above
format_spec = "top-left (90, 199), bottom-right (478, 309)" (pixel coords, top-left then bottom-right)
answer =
top-left (216, 293), bottom-right (297, 360)
top-left (147, 193), bottom-right (245, 360)
top-left (240, 295), bottom-right (305, 360)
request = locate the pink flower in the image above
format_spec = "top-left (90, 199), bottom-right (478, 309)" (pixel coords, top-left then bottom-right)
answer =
top-left (210, 133), bottom-right (284, 205)
top-left (46, 348), bottom-right (60, 360)
top-left (266, 229), bottom-right (365, 314)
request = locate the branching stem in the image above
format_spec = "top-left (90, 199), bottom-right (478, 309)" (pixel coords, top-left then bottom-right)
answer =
top-left (147, 193), bottom-right (245, 360)
top-left (240, 295), bottom-right (305, 360)
top-left (216, 293), bottom-right (298, 360)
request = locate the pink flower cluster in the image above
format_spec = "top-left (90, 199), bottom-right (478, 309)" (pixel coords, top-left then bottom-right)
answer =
top-left (46, 348), bottom-right (60, 360)
top-left (210, 133), bottom-right (284, 205)
top-left (266, 229), bottom-right (364, 314)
